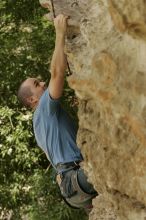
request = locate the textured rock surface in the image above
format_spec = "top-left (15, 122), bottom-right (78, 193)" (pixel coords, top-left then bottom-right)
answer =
top-left (47, 0), bottom-right (146, 219)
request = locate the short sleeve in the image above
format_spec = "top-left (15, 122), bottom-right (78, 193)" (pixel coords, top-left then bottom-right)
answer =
top-left (38, 89), bottom-right (61, 115)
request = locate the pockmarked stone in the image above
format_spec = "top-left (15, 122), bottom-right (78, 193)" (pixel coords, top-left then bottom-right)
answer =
top-left (39, 0), bottom-right (51, 9)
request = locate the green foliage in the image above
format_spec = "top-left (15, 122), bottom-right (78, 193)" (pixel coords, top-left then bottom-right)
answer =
top-left (0, 0), bottom-right (55, 107)
top-left (0, 0), bottom-right (86, 219)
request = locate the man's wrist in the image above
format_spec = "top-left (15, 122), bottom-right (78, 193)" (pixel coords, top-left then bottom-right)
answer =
top-left (56, 31), bottom-right (65, 38)
top-left (56, 33), bottom-right (65, 45)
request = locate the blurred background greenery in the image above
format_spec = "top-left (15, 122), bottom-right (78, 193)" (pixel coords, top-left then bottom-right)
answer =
top-left (0, 0), bottom-right (87, 219)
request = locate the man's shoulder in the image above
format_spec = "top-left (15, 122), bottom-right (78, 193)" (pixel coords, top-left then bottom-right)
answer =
top-left (33, 90), bottom-right (47, 116)
top-left (33, 89), bottom-right (62, 125)
top-left (32, 91), bottom-right (47, 124)
top-left (39, 89), bottom-right (49, 106)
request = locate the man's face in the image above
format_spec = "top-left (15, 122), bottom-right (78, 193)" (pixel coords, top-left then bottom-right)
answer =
top-left (24, 77), bottom-right (47, 107)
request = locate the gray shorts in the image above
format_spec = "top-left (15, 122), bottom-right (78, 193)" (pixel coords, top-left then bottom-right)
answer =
top-left (59, 168), bottom-right (97, 209)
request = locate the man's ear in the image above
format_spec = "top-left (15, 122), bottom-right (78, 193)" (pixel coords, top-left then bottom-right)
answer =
top-left (27, 96), bottom-right (38, 106)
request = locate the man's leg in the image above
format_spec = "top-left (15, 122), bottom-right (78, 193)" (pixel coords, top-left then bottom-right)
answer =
top-left (76, 168), bottom-right (97, 213)
top-left (56, 168), bottom-right (97, 211)
top-left (77, 168), bottom-right (97, 195)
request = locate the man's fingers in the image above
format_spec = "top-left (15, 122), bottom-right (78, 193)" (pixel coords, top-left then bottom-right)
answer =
top-left (55, 14), bottom-right (70, 20)
top-left (62, 15), bottom-right (70, 21)
top-left (65, 15), bottom-right (70, 20)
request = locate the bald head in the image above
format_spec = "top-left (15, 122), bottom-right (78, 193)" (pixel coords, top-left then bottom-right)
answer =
top-left (17, 80), bottom-right (33, 108)
top-left (17, 78), bottom-right (46, 109)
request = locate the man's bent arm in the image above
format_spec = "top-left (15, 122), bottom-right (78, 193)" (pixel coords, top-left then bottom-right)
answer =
top-left (49, 14), bottom-right (67, 99)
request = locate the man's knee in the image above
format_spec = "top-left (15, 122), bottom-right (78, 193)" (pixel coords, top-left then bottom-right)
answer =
top-left (77, 168), bottom-right (97, 195)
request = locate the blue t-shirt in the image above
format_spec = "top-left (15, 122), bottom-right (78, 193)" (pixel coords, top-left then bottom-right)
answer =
top-left (33, 89), bottom-right (83, 169)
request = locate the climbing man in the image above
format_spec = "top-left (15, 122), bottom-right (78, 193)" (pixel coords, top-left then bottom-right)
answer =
top-left (17, 14), bottom-right (97, 212)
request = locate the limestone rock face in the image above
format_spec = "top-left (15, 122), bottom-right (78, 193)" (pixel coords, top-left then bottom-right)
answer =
top-left (47, 0), bottom-right (146, 219)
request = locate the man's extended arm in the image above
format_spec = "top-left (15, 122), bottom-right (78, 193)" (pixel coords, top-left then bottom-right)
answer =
top-left (48, 14), bottom-right (68, 99)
